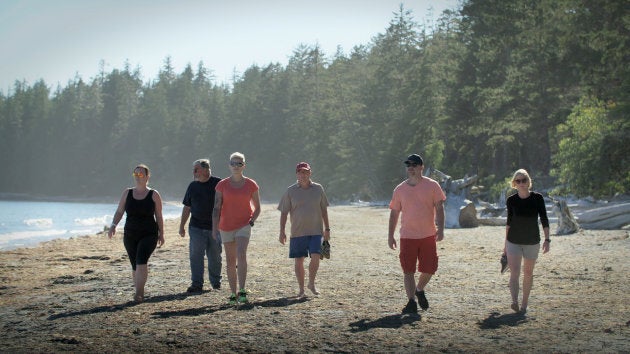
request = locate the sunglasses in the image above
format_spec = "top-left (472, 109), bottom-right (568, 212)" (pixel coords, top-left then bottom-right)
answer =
top-left (404, 162), bottom-right (420, 167)
top-left (132, 172), bottom-right (146, 178)
top-left (514, 178), bottom-right (528, 184)
top-left (230, 161), bottom-right (244, 167)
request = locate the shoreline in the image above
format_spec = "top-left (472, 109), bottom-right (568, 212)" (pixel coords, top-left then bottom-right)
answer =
top-left (1, 204), bottom-right (628, 352)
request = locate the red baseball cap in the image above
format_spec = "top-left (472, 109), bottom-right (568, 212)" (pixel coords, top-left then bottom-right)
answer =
top-left (296, 162), bottom-right (311, 172)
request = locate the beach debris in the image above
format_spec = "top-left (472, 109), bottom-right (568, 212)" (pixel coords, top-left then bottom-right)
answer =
top-left (552, 199), bottom-right (580, 235)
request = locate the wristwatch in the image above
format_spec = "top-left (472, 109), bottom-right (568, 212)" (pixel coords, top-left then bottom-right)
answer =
top-left (544, 239), bottom-right (551, 243)
top-left (249, 220), bottom-right (255, 227)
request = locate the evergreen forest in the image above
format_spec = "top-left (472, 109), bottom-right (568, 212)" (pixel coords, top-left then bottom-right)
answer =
top-left (1, 0), bottom-right (628, 202)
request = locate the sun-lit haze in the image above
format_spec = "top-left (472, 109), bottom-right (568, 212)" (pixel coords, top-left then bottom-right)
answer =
top-left (0, 0), bottom-right (458, 92)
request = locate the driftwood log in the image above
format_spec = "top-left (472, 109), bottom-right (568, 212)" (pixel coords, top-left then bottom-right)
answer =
top-left (576, 203), bottom-right (630, 230)
top-left (426, 168), bottom-right (479, 228)
top-left (552, 199), bottom-right (580, 235)
top-left (424, 166), bottom-right (629, 231)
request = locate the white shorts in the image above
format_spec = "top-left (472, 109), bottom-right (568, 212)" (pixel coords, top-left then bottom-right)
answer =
top-left (219, 224), bottom-right (251, 243)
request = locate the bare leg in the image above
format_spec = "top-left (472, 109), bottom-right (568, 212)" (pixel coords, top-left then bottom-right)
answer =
top-left (508, 252), bottom-right (522, 312)
top-left (224, 241), bottom-right (237, 295)
top-left (307, 255), bottom-right (320, 295)
top-left (404, 273), bottom-right (416, 300)
top-left (132, 269), bottom-right (137, 301)
top-left (520, 258), bottom-right (536, 313)
top-left (134, 264), bottom-right (148, 302)
top-left (236, 237), bottom-right (249, 291)
top-left (294, 257), bottom-right (305, 297)
top-left (416, 273), bottom-right (432, 292)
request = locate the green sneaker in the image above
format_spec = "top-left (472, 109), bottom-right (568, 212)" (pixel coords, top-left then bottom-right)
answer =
top-left (238, 289), bottom-right (248, 303)
top-left (228, 293), bottom-right (237, 305)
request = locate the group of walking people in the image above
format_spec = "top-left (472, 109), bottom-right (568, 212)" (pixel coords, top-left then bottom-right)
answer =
top-left (108, 152), bottom-right (330, 305)
top-left (108, 152), bottom-right (550, 315)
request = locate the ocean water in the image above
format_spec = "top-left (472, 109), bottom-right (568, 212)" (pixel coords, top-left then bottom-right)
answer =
top-left (0, 200), bottom-right (182, 251)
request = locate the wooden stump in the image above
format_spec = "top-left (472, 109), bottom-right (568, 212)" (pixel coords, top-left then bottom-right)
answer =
top-left (553, 200), bottom-right (580, 235)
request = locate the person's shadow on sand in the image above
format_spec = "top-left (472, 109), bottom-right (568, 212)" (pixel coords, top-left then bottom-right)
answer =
top-left (47, 293), bottom-right (191, 320)
top-left (48, 294), bottom-right (310, 320)
top-left (153, 296), bottom-right (310, 317)
top-left (349, 313), bottom-right (421, 332)
top-left (478, 311), bottom-right (529, 329)
top-left (234, 296), bottom-right (310, 311)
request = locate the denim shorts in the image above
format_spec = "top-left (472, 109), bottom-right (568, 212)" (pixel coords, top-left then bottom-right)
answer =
top-left (289, 235), bottom-right (322, 258)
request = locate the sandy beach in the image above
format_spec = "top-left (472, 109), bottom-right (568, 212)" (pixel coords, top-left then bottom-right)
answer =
top-left (0, 204), bottom-right (628, 353)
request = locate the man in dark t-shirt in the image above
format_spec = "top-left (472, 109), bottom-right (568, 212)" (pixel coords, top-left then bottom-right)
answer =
top-left (179, 159), bottom-right (222, 292)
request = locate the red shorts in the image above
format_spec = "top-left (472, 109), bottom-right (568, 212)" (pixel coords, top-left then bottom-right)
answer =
top-left (399, 236), bottom-right (438, 274)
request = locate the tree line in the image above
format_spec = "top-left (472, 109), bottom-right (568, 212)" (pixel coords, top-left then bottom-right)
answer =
top-left (0, 0), bottom-right (627, 202)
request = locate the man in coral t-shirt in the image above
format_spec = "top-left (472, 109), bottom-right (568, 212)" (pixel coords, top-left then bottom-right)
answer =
top-left (388, 154), bottom-right (446, 314)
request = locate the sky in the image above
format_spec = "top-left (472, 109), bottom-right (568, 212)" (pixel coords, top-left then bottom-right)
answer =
top-left (0, 0), bottom-right (459, 93)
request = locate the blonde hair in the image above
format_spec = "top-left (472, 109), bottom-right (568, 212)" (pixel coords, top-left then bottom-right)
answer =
top-left (230, 152), bottom-right (245, 163)
top-left (510, 168), bottom-right (532, 190)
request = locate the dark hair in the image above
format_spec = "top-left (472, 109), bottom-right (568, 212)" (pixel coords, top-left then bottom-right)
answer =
top-left (134, 164), bottom-right (150, 176)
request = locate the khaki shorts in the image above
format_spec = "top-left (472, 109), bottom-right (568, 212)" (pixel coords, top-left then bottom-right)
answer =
top-left (506, 240), bottom-right (540, 260)
top-left (219, 224), bottom-right (251, 243)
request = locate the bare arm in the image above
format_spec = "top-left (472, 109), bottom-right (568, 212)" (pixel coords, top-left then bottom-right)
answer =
top-left (279, 211), bottom-right (288, 245)
top-left (108, 189), bottom-right (128, 239)
top-left (542, 226), bottom-right (550, 254)
top-left (211, 191), bottom-right (223, 240)
top-left (435, 200), bottom-right (445, 241)
top-left (322, 205), bottom-right (330, 241)
top-left (153, 191), bottom-right (165, 247)
top-left (179, 205), bottom-right (191, 237)
top-left (388, 209), bottom-right (400, 250)
top-left (250, 190), bottom-right (261, 223)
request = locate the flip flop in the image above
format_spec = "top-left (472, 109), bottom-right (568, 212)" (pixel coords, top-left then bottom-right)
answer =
top-left (320, 240), bottom-right (330, 260)
top-left (500, 253), bottom-right (508, 274)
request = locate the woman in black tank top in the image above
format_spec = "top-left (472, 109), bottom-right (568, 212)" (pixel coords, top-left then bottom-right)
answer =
top-left (108, 164), bottom-right (165, 303)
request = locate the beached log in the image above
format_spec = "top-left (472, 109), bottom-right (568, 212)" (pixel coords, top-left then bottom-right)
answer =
top-left (552, 200), bottom-right (580, 235)
top-left (426, 168), bottom-right (479, 228)
top-left (478, 217), bottom-right (506, 226)
top-left (459, 203), bottom-right (479, 228)
top-left (577, 203), bottom-right (630, 230)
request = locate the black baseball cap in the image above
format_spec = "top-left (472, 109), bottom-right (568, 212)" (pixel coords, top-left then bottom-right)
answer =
top-left (404, 154), bottom-right (424, 165)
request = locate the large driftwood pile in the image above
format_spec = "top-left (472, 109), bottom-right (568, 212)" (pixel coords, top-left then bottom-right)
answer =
top-left (427, 168), bottom-right (630, 232)
top-left (426, 168), bottom-right (479, 228)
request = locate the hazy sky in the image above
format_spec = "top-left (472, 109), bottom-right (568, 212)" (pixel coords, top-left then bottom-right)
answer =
top-left (0, 0), bottom-right (459, 92)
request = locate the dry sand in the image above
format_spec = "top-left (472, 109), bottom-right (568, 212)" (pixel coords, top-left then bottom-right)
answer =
top-left (0, 204), bottom-right (628, 353)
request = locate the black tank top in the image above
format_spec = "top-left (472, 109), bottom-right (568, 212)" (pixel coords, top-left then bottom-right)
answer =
top-left (124, 188), bottom-right (157, 234)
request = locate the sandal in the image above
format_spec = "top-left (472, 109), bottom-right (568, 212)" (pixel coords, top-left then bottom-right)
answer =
top-left (320, 240), bottom-right (330, 259)
top-left (500, 252), bottom-right (508, 274)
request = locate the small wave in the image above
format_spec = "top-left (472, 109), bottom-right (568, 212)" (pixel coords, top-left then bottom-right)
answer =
top-left (0, 229), bottom-right (68, 241)
top-left (23, 218), bottom-right (53, 227)
top-left (74, 215), bottom-right (109, 226)
top-left (69, 228), bottom-right (100, 236)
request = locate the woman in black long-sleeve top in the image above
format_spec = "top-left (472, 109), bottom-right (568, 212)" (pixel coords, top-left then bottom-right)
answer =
top-left (505, 169), bottom-right (550, 314)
